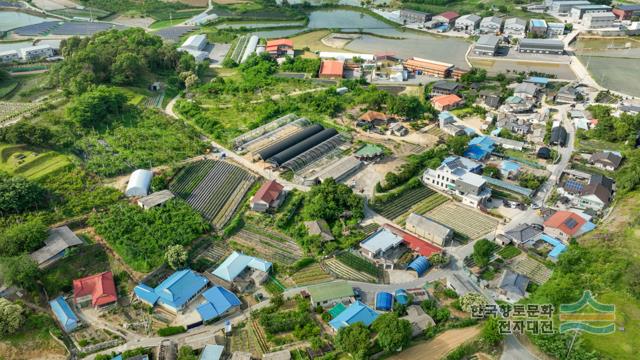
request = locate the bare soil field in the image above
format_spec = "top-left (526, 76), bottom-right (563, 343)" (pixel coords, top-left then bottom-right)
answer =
top-left (33, 0), bottom-right (78, 11)
top-left (113, 15), bottom-right (156, 28)
top-left (388, 326), bottom-right (481, 360)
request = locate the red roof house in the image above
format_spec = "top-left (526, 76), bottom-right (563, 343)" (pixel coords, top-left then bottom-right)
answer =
top-left (265, 39), bottom-right (294, 57)
top-left (73, 271), bottom-right (118, 308)
top-left (543, 211), bottom-right (587, 241)
top-left (319, 60), bottom-right (344, 79)
top-left (251, 180), bottom-right (285, 212)
top-left (383, 224), bottom-right (442, 257)
top-left (435, 11), bottom-right (460, 23)
top-left (431, 94), bottom-right (463, 111)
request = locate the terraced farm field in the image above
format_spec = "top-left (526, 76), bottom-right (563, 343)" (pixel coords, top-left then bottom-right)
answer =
top-left (229, 224), bottom-right (304, 265)
top-left (372, 186), bottom-right (440, 220)
top-left (395, 192), bottom-right (449, 225)
top-left (0, 101), bottom-right (39, 124)
top-left (324, 258), bottom-right (378, 283)
top-left (426, 202), bottom-right (499, 240)
top-left (0, 144), bottom-right (71, 180)
top-left (170, 160), bottom-right (257, 229)
top-left (510, 255), bottom-right (552, 285)
top-left (291, 263), bottom-right (333, 286)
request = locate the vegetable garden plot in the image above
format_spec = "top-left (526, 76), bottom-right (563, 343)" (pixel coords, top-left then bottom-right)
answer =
top-left (291, 263), bottom-right (333, 286)
top-left (229, 228), bottom-right (303, 265)
top-left (371, 186), bottom-right (439, 220)
top-left (170, 160), bottom-right (257, 228)
top-left (426, 202), bottom-right (499, 240)
top-left (395, 192), bottom-right (449, 225)
top-left (323, 258), bottom-right (377, 283)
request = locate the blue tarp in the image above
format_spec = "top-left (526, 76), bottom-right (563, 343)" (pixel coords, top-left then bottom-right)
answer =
top-left (525, 76), bottom-right (549, 85)
top-left (464, 146), bottom-right (490, 160)
top-left (375, 292), bottom-right (393, 311)
top-left (407, 256), bottom-right (430, 277)
top-left (49, 296), bottom-right (79, 332)
top-left (329, 301), bottom-right (379, 331)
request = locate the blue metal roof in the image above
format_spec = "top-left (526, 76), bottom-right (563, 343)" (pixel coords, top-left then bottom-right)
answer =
top-left (212, 251), bottom-right (272, 282)
top-left (200, 344), bottom-right (224, 360)
top-left (375, 292), bottom-right (393, 311)
top-left (49, 296), bottom-right (79, 332)
top-left (491, 127), bottom-right (502, 136)
top-left (329, 301), bottom-right (379, 331)
top-left (439, 111), bottom-right (454, 122)
top-left (407, 256), bottom-right (430, 277)
top-left (531, 19), bottom-right (546, 27)
top-left (539, 234), bottom-right (567, 259)
top-left (501, 160), bottom-right (521, 172)
top-left (196, 286), bottom-right (241, 322)
top-left (134, 269), bottom-right (209, 311)
top-left (469, 136), bottom-right (496, 151)
top-left (464, 146), bottom-right (490, 161)
top-left (394, 289), bottom-right (409, 305)
top-left (111, 355), bottom-right (123, 360)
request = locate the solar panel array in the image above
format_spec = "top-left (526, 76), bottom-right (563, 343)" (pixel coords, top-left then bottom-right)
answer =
top-left (51, 22), bottom-right (123, 36)
top-left (154, 26), bottom-right (198, 42)
top-left (563, 180), bottom-right (585, 194)
top-left (13, 21), bottom-right (61, 36)
top-left (564, 218), bottom-right (578, 229)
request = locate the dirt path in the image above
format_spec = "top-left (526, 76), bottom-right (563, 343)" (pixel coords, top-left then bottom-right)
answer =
top-left (388, 326), bottom-right (481, 360)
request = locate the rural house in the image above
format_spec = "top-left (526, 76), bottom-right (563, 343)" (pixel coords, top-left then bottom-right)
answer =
top-left (73, 271), bottom-right (118, 309)
top-left (251, 180), bottom-right (285, 212)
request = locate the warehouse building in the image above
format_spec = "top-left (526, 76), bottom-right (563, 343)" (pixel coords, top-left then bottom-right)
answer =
top-left (454, 14), bottom-right (481, 32)
top-left (314, 156), bottom-right (363, 183)
top-left (0, 49), bottom-right (20, 62)
top-left (551, 0), bottom-right (591, 13)
top-left (518, 39), bottom-right (565, 55)
top-left (583, 12), bottom-right (616, 29)
top-left (399, 9), bottom-right (432, 24)
top-left (403, 57), bottom-right (455, 78)
top-left (479, 16), bottom-right (503, 34)
top-left (474, 35), bottom-right (500, 56)
top-left (571, 4), bottom-right (612, 20)
top-left (20, 45), bottom-right (54, 61)
top-left (503, 18), bottom-right (527, 37)
top-left (405, 213), bottom-right (453, 246)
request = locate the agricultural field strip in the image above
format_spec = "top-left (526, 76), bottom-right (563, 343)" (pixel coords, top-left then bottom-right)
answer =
top-left (212, 177), bottom-right (255, 228)
top-left (373, 187), bottom-right (438, 220)
top-left (230, 229), bottom-right (302, 263)
top-left (243, 223), bottom-right (302, 254)
top-left (426, 203), bottom-right (499, 239)
top-left (170, 160), bottom-right (216, 197)
top-left (291, 264), bottom-right (333, 286)
top-left (324, 258), bottom-right (377, 283)
top-left (0, 101), bottom-right (39, 122)
top-left (510, 257), bottom-right (552, 284)
top-left (395, 193), bottom-right (449, 224)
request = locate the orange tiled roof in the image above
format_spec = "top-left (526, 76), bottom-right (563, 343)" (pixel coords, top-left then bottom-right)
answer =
top-left (543, 211), bottom-right (586, 236)
top-left (319, 60), bottom-right (344, 77)
top-left (431, 94), bottom-right (463, 107)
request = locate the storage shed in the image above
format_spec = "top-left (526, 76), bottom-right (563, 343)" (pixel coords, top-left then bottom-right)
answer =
top-left (375, 292), bottom-right (393, 311)
top-left (407, 256), bottom-right (430, 277)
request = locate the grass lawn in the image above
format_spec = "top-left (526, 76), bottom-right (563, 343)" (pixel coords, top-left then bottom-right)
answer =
top-left (40, 244), bottom-right (113, 297)
top-left (289, 30), bottom-right (355, 53)
top-left (0, 313), bottom-right (66, 360)
top-left (0, 144), bottom-right (72, 180)
top-left (575, 136), bottom-right (629, 154)
top-left (497, 245), bottom-right (522, 260)
top-left (2, 73), bottom-right (55, 102)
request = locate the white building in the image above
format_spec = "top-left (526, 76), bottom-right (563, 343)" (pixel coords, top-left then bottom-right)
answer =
top-left (178, 34), bottom-right (209, 62)
top-left (479, 16), bottom-right (503, 34)
top-left (570, 5), bottom-right (612, 21)
top-left (0, 50), bottom-right (20, 63)
top-left (422, 156), bottom-right (490, 208)
top-left (19, 45), bottom-right (54, 61)
top-left (583, 12), bottom-right (616, 29)
top-left (503, 18), bottom-right (527, 37)
top-left (454, 14), bottom-right (481, 32)
top-left (547, 22), bottom-right (565, 36)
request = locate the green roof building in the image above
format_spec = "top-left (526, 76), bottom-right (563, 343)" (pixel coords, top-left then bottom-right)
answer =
top-left (307, 280), bottom-right (354, 307)
top-left (355, 144), bottom-right (384, 160)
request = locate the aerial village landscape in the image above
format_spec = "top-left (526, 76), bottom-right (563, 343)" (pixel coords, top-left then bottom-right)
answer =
top-left (0, 0), bottom-right (640, 359)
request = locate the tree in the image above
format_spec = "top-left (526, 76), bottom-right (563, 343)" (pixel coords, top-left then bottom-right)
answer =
top-left (66, 86), bottom-right (127, 128)
top-left (177, 345), bottom-right (197, 360)
top-left (165, 244), bottom-right (188, 270)
top-left (111, 53), bottom-right (145, 85)
top-left (459, 293), bottom-right (488, 313)
top-left (429, 253), bottom-right (449, 267)
top-left (1, 255), bottom-right (40, 290)
top-left (481, 316), bottom-right (504, 346)
top-left (482, 165), bottom-right (501, 179)
top-left (0, 69), bottom-right (9, 82)
top-left (0, 218), bottom-right (48, 257)
top-left (302, 178), bottom-right (364, 223)
top-left (335, 323), bottom-right (371, 359)
top-left (446, 135), bottom-right (470, 156)
top-left (388, 95), bottom-right (425, 120)
top-left (0, 298), bottom-right (25, 335)
top-left (179, 71), bottom-right (199, 89)
top-left (372, 313), bottom-right (412, 352)
top-left (473, 239), bottom-right (494, 268)
top-left (0, 172), bottom-right (47, 216)
top-left (460, 68), bottom-right (487, 85)
top-left (0, 122), bottom-right (53, 147)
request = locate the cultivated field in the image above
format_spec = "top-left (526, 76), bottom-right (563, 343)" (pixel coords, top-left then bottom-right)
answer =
top-left (290, 263), bottom-right (334, 286)
top-left (170, 160), bottom-right (257, 229)
top-left (229, 224), bottom-right (304, 265)
top-left (388, 326), bottom-right (481, 360)
top-left (395, 192), bottom-right (449, 225)
top-left (372, 186), bottom-right (445, 221)
top-left (0, 101), bottom-right (39, 124)
top-left (0, 144), bottom-right (71, 180)
top-left (510, 255), bottom-right (552, 285)
top-left (426, 202), bottom-right (499, 240)
top-left (324, 258), bottom-right (377, 283)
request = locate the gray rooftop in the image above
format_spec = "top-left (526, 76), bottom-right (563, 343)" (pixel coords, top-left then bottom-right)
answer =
top-left (504, 17), bottom-right (527, 27)
top-left (504, 224), bottom-right (542, 243)
top-left (476, 35), bottom-right (500, 47)
top-left (30, 226), bottom-right (84, 267)
top-left (137, 190), bottom-right (175, 209)
top-left (406, 213), bottom-right (453, 239)
top-left (499, 269), bottom-right (530, 297)
top-left (519, 38), bottom-right (565, 49)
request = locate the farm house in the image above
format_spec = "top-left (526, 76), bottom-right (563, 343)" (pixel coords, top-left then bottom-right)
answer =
top-left (125, 169), bottom-right (153, 197)
top-left (212, 251), bottom-right (272, 288)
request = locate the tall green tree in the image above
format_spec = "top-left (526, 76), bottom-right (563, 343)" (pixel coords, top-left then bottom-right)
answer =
top-left (473, 239), bottom-right (494, 268)
top-left (0, 298), bottom-right (25, 335)
top-left (65, 86), bottom-right (127, 128)
top-left (0, 172), bottom-right (47, 216)
top-left (0, 218), bottom-right (48, 257)
top-left (335, 323), bottom-right (371, 359)
top-left (388, 95), bottom-right (425, 120)
top-left (481, 316), bottom-right (504, 346)
top-left (302, 178), bottom-right (364, 223)
top-left (165, 244), bottom-right (188, 270)
top-left (372, 313), bottom-right (412, 352)
top-left (1, 255), bottom-right (40, 290)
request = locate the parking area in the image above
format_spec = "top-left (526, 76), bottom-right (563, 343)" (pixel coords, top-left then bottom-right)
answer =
top-left (426, 202), bottom-right (500, 240)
